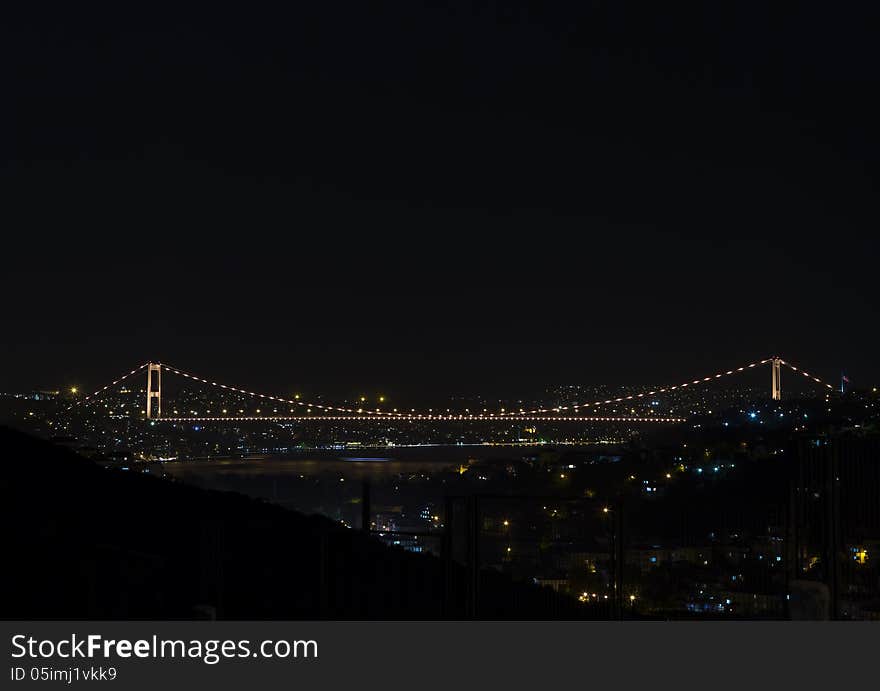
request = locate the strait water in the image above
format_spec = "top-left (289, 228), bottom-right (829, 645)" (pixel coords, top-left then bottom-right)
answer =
top-left (163, 444), bottom-right (544, 481)
top-left (160, 444), bottom-right (557, 519)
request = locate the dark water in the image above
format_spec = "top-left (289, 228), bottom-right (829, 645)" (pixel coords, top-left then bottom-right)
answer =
top-left (163, 444), bottom-right (537, 481)
top-left (161, 445), bottom-right (548, 514)
top-left (162, 444), bottom-right (544, 520)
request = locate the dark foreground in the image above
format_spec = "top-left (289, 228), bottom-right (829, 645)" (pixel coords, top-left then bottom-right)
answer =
top-left (0, 427), bottom-right (586, 619)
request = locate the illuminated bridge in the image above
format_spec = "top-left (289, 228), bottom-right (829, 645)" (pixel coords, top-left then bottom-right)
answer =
top-left (70, 356), bottom-right (835, 425)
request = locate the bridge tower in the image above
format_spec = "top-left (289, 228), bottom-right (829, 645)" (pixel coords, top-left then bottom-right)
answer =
top-left (146, 362), bottom-right (162, 419)
top-left (771, 357), bottom-right (782, 401)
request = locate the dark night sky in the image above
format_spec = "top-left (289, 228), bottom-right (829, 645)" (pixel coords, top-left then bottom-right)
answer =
top-left (2, 3), bottom-right (877, 401)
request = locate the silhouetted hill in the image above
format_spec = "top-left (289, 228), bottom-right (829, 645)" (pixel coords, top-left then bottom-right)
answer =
top-left (0, 428), bottom-right (586, 619)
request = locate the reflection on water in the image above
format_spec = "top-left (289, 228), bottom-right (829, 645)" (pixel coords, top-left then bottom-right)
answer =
top-left (165, 455), bottom-right (450, 481)
top-left (160, 444), bottom-right (571, 533)
top-left (163, 444), bottom-right (526, 481)
top-left (161, 445), bottom-right (537, 520)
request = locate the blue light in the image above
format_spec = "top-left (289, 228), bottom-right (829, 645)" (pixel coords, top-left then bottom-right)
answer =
top-left (749, 412), bottom-right (757, 419)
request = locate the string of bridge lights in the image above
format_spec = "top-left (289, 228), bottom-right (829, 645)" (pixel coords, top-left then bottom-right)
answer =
top-left (72, 356), bottom-right (836, 420)
top-left (158, 415), bottom-right (687, 423)
top-left (69, 362), bottom-right (150, 409)
top-left (159, 359), bottom-right (773, 419)
top-left (496, 358), bottom-right (772, 415)
top-left (510, 356), bottom-right (836, 416)
top-left (778, 359), bottom-right (836, 390)
top-left (160, 363), bottom-right (393, 416)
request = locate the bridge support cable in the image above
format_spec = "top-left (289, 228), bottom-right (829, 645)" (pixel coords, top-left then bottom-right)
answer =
top-left (158, 362), bottom-right (392, 417)
top-left (501, 358), bottom-right (776, 416)
top-left (778, 358), bottom-right (836, 391)
top-left (67, 363), bottom-right (150, 410)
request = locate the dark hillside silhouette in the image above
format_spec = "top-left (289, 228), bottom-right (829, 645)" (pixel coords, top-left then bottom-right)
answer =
top-left (0, 427), bottom-right (585, 619)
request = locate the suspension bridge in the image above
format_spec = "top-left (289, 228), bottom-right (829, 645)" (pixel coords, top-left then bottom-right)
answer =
top-left (69, 356), bottom-right (835, 425)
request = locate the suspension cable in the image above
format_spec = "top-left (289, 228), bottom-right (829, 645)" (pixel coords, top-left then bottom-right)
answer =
top-left (67, 363), bottom-right (150, 410)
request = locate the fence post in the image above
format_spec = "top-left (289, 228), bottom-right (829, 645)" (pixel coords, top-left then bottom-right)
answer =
top-left (361, 481), bottom-right (371, 534)
top-left (443, 496), bottom-right (455, 617)
top-left (614, 497), bottom-right (624, 620)
top-left (466, 495), bottom-right (480, 618)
